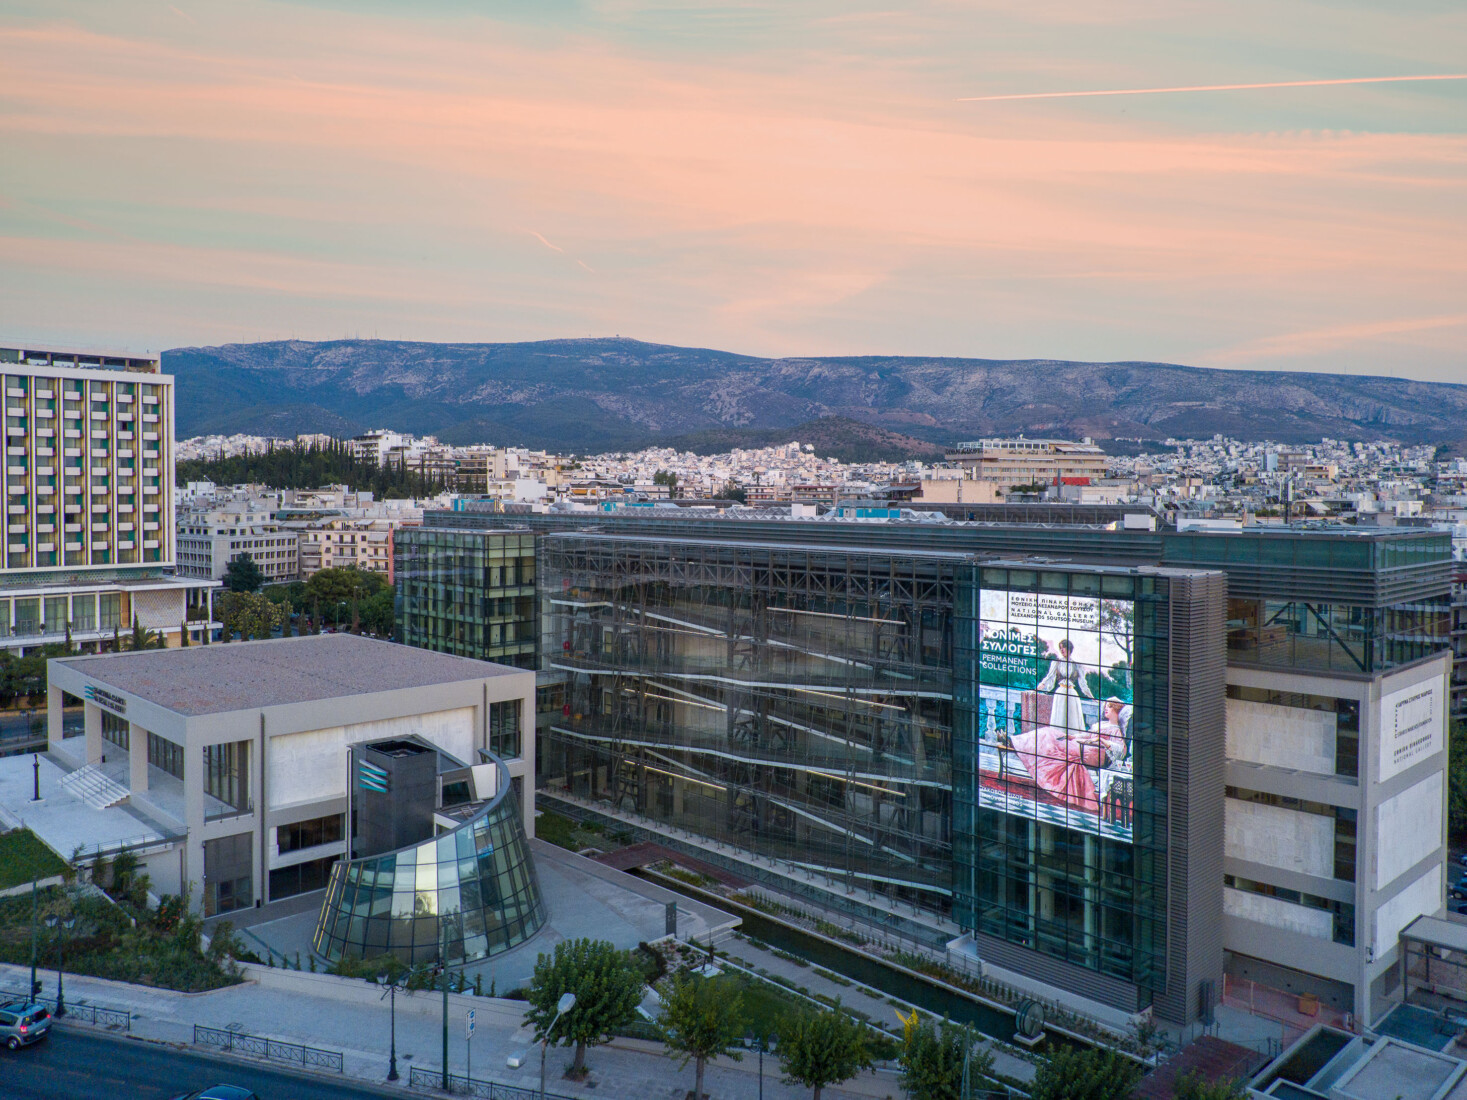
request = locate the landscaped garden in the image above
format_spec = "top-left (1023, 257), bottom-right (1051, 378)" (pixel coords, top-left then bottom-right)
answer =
top-left (0, 850), bottom-right (243, 993)
top-left (0, 828), bottom-right (68, 891)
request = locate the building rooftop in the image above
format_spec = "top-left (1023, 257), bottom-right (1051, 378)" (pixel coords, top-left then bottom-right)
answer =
top-left (53, 634), bottom-right (524, 717)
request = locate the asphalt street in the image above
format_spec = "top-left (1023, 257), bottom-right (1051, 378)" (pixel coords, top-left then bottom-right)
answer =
top-left (1, 1028), bottom-right (399, 1100)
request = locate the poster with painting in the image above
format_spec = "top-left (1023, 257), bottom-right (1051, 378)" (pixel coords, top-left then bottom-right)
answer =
top-left (974, 589), bottom-right (1136, 842)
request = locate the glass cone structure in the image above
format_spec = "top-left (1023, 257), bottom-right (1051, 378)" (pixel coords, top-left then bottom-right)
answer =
top-left (313, 749), bottom-right (546, 967)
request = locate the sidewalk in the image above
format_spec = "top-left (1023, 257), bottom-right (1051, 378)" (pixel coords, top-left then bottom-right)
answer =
top-left (0, 961), bottom-right (899, 1100)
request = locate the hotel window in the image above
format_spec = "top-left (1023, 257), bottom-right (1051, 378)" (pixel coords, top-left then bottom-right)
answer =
top-left (99, 593), bottom-right (123, 630)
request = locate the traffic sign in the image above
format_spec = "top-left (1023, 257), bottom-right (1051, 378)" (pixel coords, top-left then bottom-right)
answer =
top-left (466, 1008), bottom-right (476, 1039)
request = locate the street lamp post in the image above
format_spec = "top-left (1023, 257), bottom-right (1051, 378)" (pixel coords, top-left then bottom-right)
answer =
top-left (540, 992), bottom-right (577, 1100)
top-left (43, 913), bottom-right (75, 1017)
top-left (440, 960), bottom-right (450, 1092)
top-left (747, 1033), bottom-right (775, 1100)
top-left (378, 975), bottom-right (401, 1081)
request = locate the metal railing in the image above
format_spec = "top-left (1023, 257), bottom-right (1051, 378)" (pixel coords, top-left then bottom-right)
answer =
top-left (193, 1024), bottom-right (344, 1073)
top-left (407, 1064), bottom-right (576, 1098)
top-left (1, 989), bottom-right (130, 1031)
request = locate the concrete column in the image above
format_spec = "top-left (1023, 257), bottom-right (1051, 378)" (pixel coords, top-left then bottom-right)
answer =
top-left (46, 685), bottom-right (64, 754)
top-left (520, 689), bottom-right (536, 833)
top-left (129, 722), bottom-right (149, 794)
top-left (186, 743), bottom-right (206, 913)
top-left (84, 701), bottom-right (103, 766)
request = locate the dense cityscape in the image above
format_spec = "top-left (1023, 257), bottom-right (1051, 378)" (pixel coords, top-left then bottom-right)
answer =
top-left (2, 2), bottom-right (1464, 1099)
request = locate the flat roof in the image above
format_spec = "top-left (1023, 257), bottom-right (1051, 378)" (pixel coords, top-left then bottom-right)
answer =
top-left (1402, 914), bottom-right (1467, 954)
top-left (52, 634), bottom-right (524, 717)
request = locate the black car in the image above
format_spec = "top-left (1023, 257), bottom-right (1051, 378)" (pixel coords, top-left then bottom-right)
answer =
top-left (1452, 899), bottom-right (1467, 916)
top-left (170, 1088), bottom-right (262, 1100)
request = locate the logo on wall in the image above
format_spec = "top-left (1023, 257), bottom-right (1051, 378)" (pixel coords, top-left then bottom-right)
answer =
top-left (358, 759), bottom-right (390, 794)
top-left (83, 685), bottom-right (127, 716)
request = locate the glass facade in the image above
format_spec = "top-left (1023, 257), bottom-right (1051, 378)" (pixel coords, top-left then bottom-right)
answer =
top-left (953, 566), bottom-right (1168, 992)
top-left (395, 527), bottom-right (537, 668)
top-left (313, 754), bottom-right (546, 967)
top-left (540, 535), bottom-right (956, 919)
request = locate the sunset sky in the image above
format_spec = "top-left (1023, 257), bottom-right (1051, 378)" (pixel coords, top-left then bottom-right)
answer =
top-left (0, 1), bottom-right (1463, 381)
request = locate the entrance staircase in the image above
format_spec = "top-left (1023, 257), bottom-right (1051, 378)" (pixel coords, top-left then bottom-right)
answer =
top-left (58, 764), bottom-right (131, 810)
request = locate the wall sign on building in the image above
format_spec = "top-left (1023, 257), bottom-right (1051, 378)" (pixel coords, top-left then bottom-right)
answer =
top-left (1378, 680), bottom-right (1443, 782)
top-left (83, 684), bottom-right (127, 716)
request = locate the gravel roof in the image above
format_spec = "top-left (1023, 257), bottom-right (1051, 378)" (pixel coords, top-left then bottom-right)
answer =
top-left (53, 634), bottom-right (524, 717)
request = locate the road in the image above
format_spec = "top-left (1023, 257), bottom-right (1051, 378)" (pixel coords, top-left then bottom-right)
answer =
top-left (2, 1028), bottom-right (399, 1100)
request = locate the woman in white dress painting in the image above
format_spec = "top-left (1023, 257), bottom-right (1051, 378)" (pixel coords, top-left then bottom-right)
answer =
top-left (1035, 637), bottom-right (1093, 736)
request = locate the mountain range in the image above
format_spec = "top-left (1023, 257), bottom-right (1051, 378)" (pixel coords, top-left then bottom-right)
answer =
top-left (164, 338), bottom-right (1467, 456)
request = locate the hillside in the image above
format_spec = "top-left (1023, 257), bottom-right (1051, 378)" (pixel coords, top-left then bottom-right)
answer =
top-left (661, 417), bottom-right (946, 464)
top-left (164, 337), bottom-right (1467, 451)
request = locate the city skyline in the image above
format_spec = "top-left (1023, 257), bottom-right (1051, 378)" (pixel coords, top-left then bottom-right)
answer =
top-left (0, 1), bottom-right (1463, 382)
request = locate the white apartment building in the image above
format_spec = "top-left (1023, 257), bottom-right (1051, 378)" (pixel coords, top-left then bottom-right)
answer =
top-left (177, 501), bottom-right (300, 584)
top-left (0, 345), bottom-right (216, 651)
top-left (291, 518), bottom-right (397, 579)
top-left (944, 437), bottom-right (1109, 485)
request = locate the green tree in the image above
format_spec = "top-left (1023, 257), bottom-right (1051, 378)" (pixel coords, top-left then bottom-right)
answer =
top-left (901, 1019), bottom-right (993, 1100)
top-left (777, 1005), bottom-right (873, 1100)
top-left (1449, 720), bottom-right (1467, 839)
top-left (524, 938), bottom-right (644, 1076)
top-left (223, 553), bottom-right (266, 593)
top-left (1174, 1072), bottom-right (1248, 1100)
top-left (216, 591), bottom-right (288, 641)
top-left (656, 972), bottom-right (745, 1100)
top-left (652, 470), bottom-right (678, 491)
top-left (305, 566), bottom-right (388, 626)
top-left (361, 588), bottom-right (395, 637)
top-left (1029, 1046), bottom-right (1143, 1100)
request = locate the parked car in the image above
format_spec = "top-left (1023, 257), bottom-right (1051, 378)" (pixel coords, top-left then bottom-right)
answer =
top-left (170, 1088), bottom-right (262, 1100)
top-left (1451, 886), bottom-right (1467, 901)
top-left (1456, 852), bottom-right (1467, 868)
top-left (0, 1000), bottom-right (52, 1049)
top-left (1451, 899), bottom-right (1467, 916)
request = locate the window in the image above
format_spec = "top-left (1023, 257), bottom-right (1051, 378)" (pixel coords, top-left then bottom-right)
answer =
top-left (101, 712), bottom-right (129, 751)
top-left (269, 855), bottom-right (338, 900)
top-left (204, 740), bottom-right (251, 818)
top-left (203, 832), bottom-right (252, 916)
top-left (147, 732), bottom-right (184, 780)
top-left (490, 699), bottom-right (522, 760)
top-left (278, 814), bottom-right (344, 853)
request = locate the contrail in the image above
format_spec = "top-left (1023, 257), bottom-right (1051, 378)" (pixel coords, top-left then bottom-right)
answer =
top-left (957, 73), bottom-right (1467, 102)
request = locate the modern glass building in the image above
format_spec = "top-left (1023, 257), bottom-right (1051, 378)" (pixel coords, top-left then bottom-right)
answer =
top-left (313, 746), bottom-right (546, 967)
top-left (402, 508), bottom-right (1454, 1023)
top-left (395, 525), bottom-right (538, 669)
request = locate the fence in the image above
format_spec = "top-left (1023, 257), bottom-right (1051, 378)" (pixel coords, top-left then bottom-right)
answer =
top-left (407, 1064), bottom-right (577, 1099)
top-left (192, 1024), bottom-right (344, 1073)
top-left (1, 988), bottom-right (130, 1031)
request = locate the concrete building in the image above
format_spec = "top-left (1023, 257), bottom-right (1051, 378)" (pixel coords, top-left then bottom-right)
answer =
top-left (177, 501), bottom-right (299, 584)
top-left (292, 517), bottom-right (396, 579)
top-left (45, 634), bottom-right (534, 920)
top-left (945, 437), bottom-right (1109, 487)
top-left (0, 344), bottom-right (215, 650)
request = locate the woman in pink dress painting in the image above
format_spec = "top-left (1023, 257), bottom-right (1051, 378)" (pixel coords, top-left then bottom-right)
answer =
top-left (1004, 641), bottom-right (1120, 814)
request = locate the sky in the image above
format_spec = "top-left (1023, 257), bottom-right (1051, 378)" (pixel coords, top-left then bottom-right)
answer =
top-left (0, 1), bottom-right (1463, 382)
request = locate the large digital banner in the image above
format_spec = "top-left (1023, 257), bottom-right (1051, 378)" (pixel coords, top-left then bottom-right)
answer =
top-left (974, 590), bottom-right (1136, 842)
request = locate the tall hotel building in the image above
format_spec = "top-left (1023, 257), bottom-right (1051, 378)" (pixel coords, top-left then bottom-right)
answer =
top-left (0, 344), bottom-right (214, 650)
top-left (400, 508), bottom-right (1454, 1027)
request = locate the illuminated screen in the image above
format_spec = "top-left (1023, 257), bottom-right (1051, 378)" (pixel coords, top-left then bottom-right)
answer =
top-left (975, 589), bottom-right (1136, 843)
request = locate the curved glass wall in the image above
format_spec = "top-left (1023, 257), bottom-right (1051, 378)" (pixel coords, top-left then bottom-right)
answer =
top-left (312, 753), bottom-right (546, 966)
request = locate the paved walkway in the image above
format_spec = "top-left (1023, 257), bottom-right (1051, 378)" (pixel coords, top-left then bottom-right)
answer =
top-left (0, 961), bottom-right (903, 1100)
